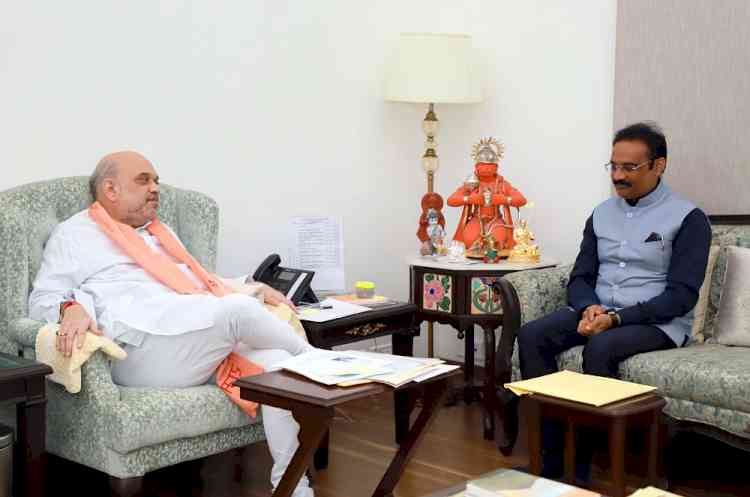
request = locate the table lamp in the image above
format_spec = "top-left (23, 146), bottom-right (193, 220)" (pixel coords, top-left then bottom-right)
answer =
top-left (385, 32), bottom-right (482, 248)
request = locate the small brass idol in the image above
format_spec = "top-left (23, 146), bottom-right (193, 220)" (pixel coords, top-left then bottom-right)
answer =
top-left (507, 219), bottom-right (541, 263)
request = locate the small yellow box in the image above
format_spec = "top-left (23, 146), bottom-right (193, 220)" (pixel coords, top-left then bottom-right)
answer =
top-left (354, 281), bottom-right (375, 298)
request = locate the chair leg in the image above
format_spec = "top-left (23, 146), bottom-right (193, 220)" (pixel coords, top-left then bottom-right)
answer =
top-left (497, 389), bottom-right (519, 456)
top-left (109, 476), bottom-right (144, 497)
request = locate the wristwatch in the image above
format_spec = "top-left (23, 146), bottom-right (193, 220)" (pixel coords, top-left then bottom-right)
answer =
top-left (607, 310), bottom-right (621, 327)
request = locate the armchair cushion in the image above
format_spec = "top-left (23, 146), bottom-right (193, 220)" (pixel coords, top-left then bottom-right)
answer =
top-left (712, 246), bottom-right (750, 346)
top-left (111, 384), bottom-right (258, 454)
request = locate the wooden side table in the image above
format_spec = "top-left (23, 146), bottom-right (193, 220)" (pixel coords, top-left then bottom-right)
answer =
top-left (237, 368), bottom-right (460, 497)
top-left (0, 353), bottom-right (52, 497)
top-left (301, 301), bottom-right (417, 356)
top-left (409, 257), bottom-right (556, 443)
top-left (524, 392), bottom-right (666, 497)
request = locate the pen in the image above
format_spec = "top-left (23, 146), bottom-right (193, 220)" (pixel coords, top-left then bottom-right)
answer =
top-left (299, 303), bottom-right (333, 310)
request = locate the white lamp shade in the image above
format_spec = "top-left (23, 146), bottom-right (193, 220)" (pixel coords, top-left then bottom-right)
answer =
top-left (385, 33), bottom-right (482, 104)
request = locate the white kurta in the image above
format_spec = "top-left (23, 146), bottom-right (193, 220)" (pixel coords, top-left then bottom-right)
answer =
top-left (30, 209), bottom-right (232, 346)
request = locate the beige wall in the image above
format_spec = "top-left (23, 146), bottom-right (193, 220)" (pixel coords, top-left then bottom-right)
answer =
top-left (615, 0), bottom-right (750, 215)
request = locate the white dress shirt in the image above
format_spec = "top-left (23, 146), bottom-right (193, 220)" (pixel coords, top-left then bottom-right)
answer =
top-left (29, 209), bottom-right (235, 347)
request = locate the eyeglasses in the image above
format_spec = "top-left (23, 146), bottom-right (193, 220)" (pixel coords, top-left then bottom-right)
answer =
top-left (604, 160), bottom-right (653, 173)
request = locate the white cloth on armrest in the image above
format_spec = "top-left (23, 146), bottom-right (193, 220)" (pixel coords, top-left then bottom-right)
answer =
top-left (221, 275), bottom-right (266, 303)
top-left (35, 323), bottom-right (127, 393)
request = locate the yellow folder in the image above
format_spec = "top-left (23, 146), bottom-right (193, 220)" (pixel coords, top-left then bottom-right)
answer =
top-left (504, 370), bottom-right (657, 407)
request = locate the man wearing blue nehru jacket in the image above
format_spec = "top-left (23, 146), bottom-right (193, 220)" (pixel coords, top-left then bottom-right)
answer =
top-left (517, 122), bottom-right (711, 482)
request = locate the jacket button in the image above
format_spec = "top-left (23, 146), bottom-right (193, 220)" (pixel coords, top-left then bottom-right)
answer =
top-left (619, 262), bottom-right (626, 268)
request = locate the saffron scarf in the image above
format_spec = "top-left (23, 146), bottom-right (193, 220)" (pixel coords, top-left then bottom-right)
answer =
top-left (89, 202), bottom-right (263, 417)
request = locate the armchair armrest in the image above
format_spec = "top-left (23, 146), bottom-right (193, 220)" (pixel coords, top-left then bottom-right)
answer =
top-left (9, 317), bottom-right (47, 349)
top-left (497, 264), bottom-right (573, 331)
top-left (491, 265), bottom-right (572, 383)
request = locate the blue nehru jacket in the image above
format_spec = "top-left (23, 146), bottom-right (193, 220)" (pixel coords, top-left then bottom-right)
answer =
top-left (567, 180), bottom-right (712, 346)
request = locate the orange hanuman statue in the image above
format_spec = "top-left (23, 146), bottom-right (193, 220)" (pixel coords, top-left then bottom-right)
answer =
top-left (447, 138), bottom-right (527, 258)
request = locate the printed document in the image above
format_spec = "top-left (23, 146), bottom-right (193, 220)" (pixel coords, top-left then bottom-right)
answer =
top-left (298, 298), bottom-right (371, 322)
top-left (288, 216), bottom-right (345, 292)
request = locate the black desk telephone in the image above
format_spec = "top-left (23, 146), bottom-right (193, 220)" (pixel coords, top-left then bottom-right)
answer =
top-left (249, 254), bottom-right (318, 305)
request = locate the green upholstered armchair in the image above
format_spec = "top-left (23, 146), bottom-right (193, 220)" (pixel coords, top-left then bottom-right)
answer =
top-left (0, 177), bottom-right (265, 494)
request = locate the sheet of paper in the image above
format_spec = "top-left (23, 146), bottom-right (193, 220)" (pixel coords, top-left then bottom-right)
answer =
top-left (298, 298), bottom-right (371, 323)
top-left (412, 364), bottom-right (461, 383)
top-left (345, 351), bottom-right (444, 387)
top-left (504, 370), bottom-right (657, 407)
top-left (411, 364), bottom-right (459, 382)
top-left (288, 216), bottom-right (345, 292)
top-left (273, 349), bottom-right (392, 385)
top-left (628, 487), bottom-right (685, 497)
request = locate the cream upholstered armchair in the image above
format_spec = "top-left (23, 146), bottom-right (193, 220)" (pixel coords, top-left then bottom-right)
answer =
top-left (0, 177), bottom-right (265, 494)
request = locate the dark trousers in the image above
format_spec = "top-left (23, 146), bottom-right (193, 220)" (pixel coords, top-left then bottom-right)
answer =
top-left (517, 308), bottom-right (676, 478)
top-left (518, 308), bottom-right (676, 380)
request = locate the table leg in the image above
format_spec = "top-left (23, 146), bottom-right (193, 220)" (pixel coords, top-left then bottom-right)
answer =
top-left (527, 399), bottom-right (542, 476)
top-left (394, 389), bottom-right (416, 445)
top-left (609, 417), bottom-right (626, 497)
top-left (481, 324), bottom-right (497, 441)
top-left (372, 379), bottom-right (449, 497)
top-left (273, 405), bottom-right (334, 497)
top-left (463, 325), bottom-right (475, 399)
top-left (392, 329), bottom-right (415, 357)
top-left (564, 421), bottom-right (576, 484)
top-left (648, 411), bottom-right (659, 484)
top-left (313, 431), bottom-right (329, 471)
top-left (445, 324), bottom-right (474, 407)
top-left (311, 342), bottom-right (336, 471)
top-left (427, 322), bottom-right (434, 358)
top-left (393, 330), bottom-right (417, 444)
top-left (15, 395), bottom-right (47, 497)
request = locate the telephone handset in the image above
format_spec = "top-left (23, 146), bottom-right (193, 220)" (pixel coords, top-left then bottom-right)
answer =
top-left (249, 254), bottom-right (318, 305)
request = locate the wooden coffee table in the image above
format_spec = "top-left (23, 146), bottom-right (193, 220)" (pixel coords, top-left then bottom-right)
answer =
top-left (236, 368), bottom-right (461, 497)
top-left (524, 392), bottom-right (666, 497)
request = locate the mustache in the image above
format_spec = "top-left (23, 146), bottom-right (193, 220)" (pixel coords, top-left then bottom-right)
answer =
top-left (147, 194), bottom-right (159, 202)
top-left (613, 180), bottom-right (632, 188)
